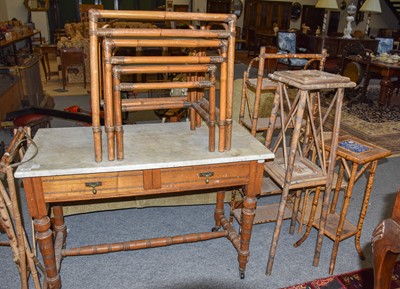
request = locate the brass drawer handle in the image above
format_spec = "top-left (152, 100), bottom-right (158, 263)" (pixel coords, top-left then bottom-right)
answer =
top-left (199, 172), bottom-right (214, 184)
top-left (85, 181), bottom-right (102, 194)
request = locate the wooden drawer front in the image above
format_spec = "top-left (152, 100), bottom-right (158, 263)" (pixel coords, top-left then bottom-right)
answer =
top-left (42, 171), bottom-right (144, 202)
top-left (160, 162), bottom-right (250, 190)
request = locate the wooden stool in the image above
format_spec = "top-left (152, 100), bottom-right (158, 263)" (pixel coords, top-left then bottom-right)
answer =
top-left (372, 189), bottom-right (400, 289)
top-left (319, 135), bottom-right (391, 274)
top-left (40, 44), bottom-right (58, 81)
top-left (60, 47), bottom-right (86, 90)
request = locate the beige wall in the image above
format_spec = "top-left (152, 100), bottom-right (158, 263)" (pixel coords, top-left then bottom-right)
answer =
top-left (1, 1), bottom-right (27, 23)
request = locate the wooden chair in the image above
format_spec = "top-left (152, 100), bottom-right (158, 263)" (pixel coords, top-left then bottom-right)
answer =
top-left (239, 46), bottom-right (328, 137)
top-left (338, 41), bottom-right (372, 104)
top-left (372, 188), bottom-right (400, 289)
top-left (60, 47), bottom-right (86, 90)
top-left (276, 31), bottom-right (310, 69)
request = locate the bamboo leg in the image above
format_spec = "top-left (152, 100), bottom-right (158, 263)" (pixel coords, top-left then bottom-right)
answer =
top-left (294, 186), bottom-right (322, 247)
top-left (89, 19), bottom-right (102, 162)
top-left (238, 74), bottom-right (247, 127)
top-left (329, 162), bottom-right (358, 274)
top-left (264, 84), bottom-right (282, 149)
top-left (218, 49), bottom-right (228, 152)
top-left (189, 74), bottom-right (196, 131)
top-left (251, 47), bottom-right (266, 136)
top-left (330, 159), bottom-right (345, 214)
top-left (0, 182), bottom-right (20, 268)
top-left (225, 22), bottom-right (236, 151)
top-left (313, 88), bottom-right (344, 267)
top-left (289, 189), bottom-right (302, 235)
top-left (355, 160), bottom-right (378, 259)
top-left (209, 70), bottom-right (216, 152)
top-left (6, 167), bottom-right (28, 289)
top-left (266, 90), bottom-right (307, 275)
top-left (113, 75), bottom-right (124, 160)
top-left (103, 41), bottom-right (115, 161)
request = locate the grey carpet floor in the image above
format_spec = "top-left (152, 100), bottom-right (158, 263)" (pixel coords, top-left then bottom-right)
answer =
top-left (1, 70), bottom-right (399, 289)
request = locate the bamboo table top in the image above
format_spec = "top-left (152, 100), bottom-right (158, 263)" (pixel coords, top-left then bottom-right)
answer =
top-left (15, 122), bottom-right (274, 178)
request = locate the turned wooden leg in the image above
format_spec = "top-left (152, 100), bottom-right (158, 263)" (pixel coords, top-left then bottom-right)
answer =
top-left (378, 77), bottom-right (392, 107)
top-left (34, 216), bottom-right (61, 289)
top-left (214, 191), bottom-right (226, 229)
top-left (239, 161), bottom-right (263, 278)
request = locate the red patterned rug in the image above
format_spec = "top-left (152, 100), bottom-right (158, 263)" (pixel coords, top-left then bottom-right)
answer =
top-left (282, 261), bottom-right (400, 289)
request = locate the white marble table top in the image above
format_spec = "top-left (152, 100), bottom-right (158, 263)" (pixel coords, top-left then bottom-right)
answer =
top-left (15, 122), bottom-right (274, 178)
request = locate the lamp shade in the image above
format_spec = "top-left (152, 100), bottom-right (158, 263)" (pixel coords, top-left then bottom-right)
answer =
top-left (360, 0), bottom-right (382, 13)
top-left (315, 0), bottom-right (339, 9)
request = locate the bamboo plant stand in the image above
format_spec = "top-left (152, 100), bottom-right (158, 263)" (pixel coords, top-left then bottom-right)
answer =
top-left (261, 70), bottom-right (356, 275)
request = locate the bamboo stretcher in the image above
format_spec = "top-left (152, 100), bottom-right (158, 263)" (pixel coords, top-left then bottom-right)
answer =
top-left (89, 9), bottom-right (237, 162)
top-left (112, 64), bottom-right (217, 159)
top-left (0, 127), bottom-right (46, 289)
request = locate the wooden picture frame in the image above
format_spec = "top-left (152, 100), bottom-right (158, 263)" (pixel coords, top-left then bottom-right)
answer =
top-left (167, 1), bottom-right (173, 9)
top-left (24, 0), bottom-right (50, 11)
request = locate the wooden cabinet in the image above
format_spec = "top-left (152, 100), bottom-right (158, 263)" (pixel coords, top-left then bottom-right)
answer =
top-left (207, 0), bottom-right (231, 13)
top-left (302, 35), bottom-right (379, 58)
top-left (242, 0), bottom-right (291, 48)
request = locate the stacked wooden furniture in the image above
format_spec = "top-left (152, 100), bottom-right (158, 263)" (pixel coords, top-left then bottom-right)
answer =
top-left (88, 9), bottom-right (238, 162)
top-left (260, 70), bottom-right (355, 275)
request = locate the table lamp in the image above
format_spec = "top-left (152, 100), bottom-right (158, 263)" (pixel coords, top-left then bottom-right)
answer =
top-left (360, 0), bottom-right (382, 36)
top-left (315, 0), bottom-right (339, 36)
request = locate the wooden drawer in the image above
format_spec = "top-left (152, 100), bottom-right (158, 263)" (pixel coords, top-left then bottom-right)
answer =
top-left (159, 162), bottom-right (250, 190)
top-left (41, 162), bottom-right (251, 202)
top-left (42, 171), bottom-right (144, 202)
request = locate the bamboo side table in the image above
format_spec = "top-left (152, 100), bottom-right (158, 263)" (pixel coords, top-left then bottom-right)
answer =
top-left (316, 134), bottom-right (391, 274)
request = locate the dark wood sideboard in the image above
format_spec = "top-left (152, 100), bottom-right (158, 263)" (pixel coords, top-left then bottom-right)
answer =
top-left (300, 35), bottom-right (379, 58)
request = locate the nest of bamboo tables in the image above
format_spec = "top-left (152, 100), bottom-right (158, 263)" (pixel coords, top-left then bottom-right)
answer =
top-left (88, 9), bottom-right (238, 162)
